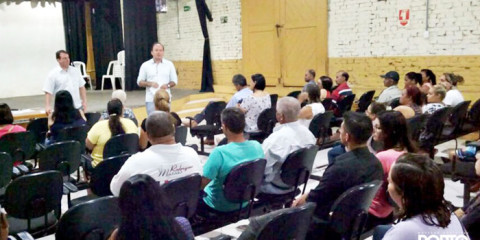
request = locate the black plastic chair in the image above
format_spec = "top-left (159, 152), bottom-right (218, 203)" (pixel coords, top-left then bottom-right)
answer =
top-left (161, 173), bottom-right (202, 218)
top-left (26, 117), bottom-right (48, 147)
top-left (332, 94), bottom-right (356, 127)
top-left (419, 107), bottom-right (452, 157)
top-left (257, 202), bottom-right (316, 240)
top-left (356, 90), bottom-right (375, 113)
top-left (4, 170), bottom-right (63, 237)
top-left (287, 91), bottom-right (301, 99)
top-left (407, 113), bottom-right (429, 143)
top-left (103, 133), bottom-right (139, 159)
top-left (461, 98), bottom-right (480, 135)
top-left (175, 125), bottom-right (188, 145)
top-left (440, 101), bottom-right (471, 142)
top-left (326, 180), bottom-right (382, 240)
top-left (0, 152), bottom-right (13, 201)
top-left (188, 101), bottom-right (226, 155)
top-left (0, 131), bottom-right (36, 173)
top-left (57, 124), bottom-right (88, 154)
top-left (56, 196), bottom-right (121, 240)
top-left (270, 94), bottom-right (278, 109)
top-left (389, 97), bottom-right (401, 109)
top-left (309, 111), bottom-right (334, 149)
top-left (322, 98), bottom-right (334, 111)
top-left (249, 108), bottom-right (277, 143)
top-left (84, 112), bottom-right (101, 131)
top-left (70, 154), bottom-right (130, 207)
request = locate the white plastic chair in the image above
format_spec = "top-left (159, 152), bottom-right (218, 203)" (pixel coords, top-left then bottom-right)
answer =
top-left (72, 61), bottom-right (93, 90)
top-left (101, 60), bottom-right (124, 91)
top-left (117, 50), bottom-right (125, 66)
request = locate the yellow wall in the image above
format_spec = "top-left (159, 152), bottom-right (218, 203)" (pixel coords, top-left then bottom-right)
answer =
top-left (173, 59), bottom-right (242, 89)
top-left (329, 55), bottom-right (480, 102)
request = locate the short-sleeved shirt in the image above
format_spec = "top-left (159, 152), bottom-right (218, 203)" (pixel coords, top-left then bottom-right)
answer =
top-left (87, 118), bottom-right (139, 166)
top-left (443, 88), bottom-right (464, 106)
top-left (101, 108), bottom-right (137, 123)
top-left (203, 141), bottom-right (264, 212)
top-left (299, 102), bottom-right (326, 128)
top-left (137, 58), bottom-right (178, 102)
top-left (422, 103), bottom-right (445, 114)
top-left (226, 88), bottom-right (253, 108)
top-left (43, 66), bottom-right (86, 109)
top-left (0, 124), bottom-right (26, 139)
top-left (240, 94), bottom-right (271, 132)
top-left (377, 85), bottom-right (402, 104)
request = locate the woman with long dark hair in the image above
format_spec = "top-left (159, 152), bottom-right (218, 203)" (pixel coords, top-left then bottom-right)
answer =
top-left (420, 69), bottom-right (437, 93)
top-left (86, 99), bottom-right (138, 167)
top-left (367, 111), bottom-right (416, 229)
top-left (379, 154), bottom-right (467, 239)
top-left (46, 90), bottom-right (86, 144)
top-left (239, 73), bottom-right (271, 132)
top-left (109, 174), bottom-right (192, 240)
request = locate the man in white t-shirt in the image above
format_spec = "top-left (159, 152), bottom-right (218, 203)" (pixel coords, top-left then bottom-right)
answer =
top-left (137, 42), bottom-right (178, 115)
top-left (110, 111), bottom-right (201, 196)
top-left (43, 50), bottom-right (87, 114)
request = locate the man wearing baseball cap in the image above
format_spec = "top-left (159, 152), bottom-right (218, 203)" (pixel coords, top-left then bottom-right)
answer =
top-left (377, 71), bottom-right (402, 104)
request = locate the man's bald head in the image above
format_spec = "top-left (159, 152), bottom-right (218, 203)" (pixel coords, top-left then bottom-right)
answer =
top-left (146, 111), bottom-right (175, 141)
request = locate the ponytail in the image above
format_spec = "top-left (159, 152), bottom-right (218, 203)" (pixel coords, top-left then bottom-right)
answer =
top-left (107, 99), bottom-right (126, 136)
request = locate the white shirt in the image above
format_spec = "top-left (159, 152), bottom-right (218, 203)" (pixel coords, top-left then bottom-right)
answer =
top-left (43, 66), bottom-right (86, 109)
top-left (137, 58), bottom-right (178, 102)
top-left (299, 102), bottom-right (326, 128)
top-left (260, 121), bottom-right (316, 194)
top-left (443, 88), bottom-right (464, 106)
top-left (226, 87), bottom-right (253, 108)
top-left (110, 143), bottom-right (201, 196)
top-left (377, 85), bottom-right (402, 104)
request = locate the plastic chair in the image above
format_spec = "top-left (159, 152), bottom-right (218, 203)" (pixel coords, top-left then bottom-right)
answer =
top-left (84, 112), bottom-right (101, 131)
top-left (175, 125), bottom-right (188, 145)
top-left (257, 202), bottom-right (316, 240)
top-left (101, 60), bottom-right (124, 91)
top-left (418, 107), bottom-right (452, 157)
top-left (188, 101), bottom-right (226, 155)
top-left (57, 125), bottom-right (88, 154)
top-left (326, 180), bottom-right (382, 240)
top-left (4, 170), bottom-right (63, 237)
top-left (287, 91), bottom-right (301, 99)
top-left (0, 131), bottom-right (36, 173)
top-left (56, 196), bottom-right (120, 240)
top-left (161, 173), bottom-right (202, 218)
top-left (322, 98), bottom-right (334, 111)
top-left (248, 108), bottom-right (277, 143)
top-left (407, 113), bottom-right (428, 142)
top-left (117, 50), bottom-right (125, 66)
top-left (309, 111), bottom-right (334, 149)
top-left (72, 61), bottom-right (93, 90)
top-left (103, 133), bottom-right (139, 159)
top-left (356, 90), bottom-right (375, 112)
top-left (0, 152), bottom-right (13, 201)
top-left (332, 94), bottom-right (356, 126)
top-left (440, 101), bottom-right (471, 142)
top-left (269, 94), bottom-right (278, 109)
top-left (389, 97), bottom-right (401, 109)
top-left (461, 98), bottom-right (480, 135)
top-left (26, 118), bottom-right (48, 146)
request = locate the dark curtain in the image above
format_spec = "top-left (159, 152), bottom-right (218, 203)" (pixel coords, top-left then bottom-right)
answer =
top-left (90, 0), bottom-right (124, 89)
top-left (123, 0), bottom-right (157, 91)
top-left (62, 0), bottom-right (87, 63)
top-left (195, 0), bottom-right (214, 92)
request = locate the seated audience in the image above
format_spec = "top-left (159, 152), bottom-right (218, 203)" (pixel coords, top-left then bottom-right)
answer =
top-left (140, 89), bottom-right (181, 150)
top-left (367, 111), bottom-right (416, 229)
top-left (298, 84), bottom-right (325, 127)
top-left (403, 72), bottom-right (423, 88)
top-left (377, 71), bottom-right (402, 104)
top-left (101, 90), bottom-right (137, 124)
top-left (109, 174), bottom-right (193, 240)
top-left (422, 85), bottom-right (446, 114)
top-left (110, 111), bottom-right (201, 196)
top-left (197, 108), bottom-right (264, 215)
top-left (86, 99), bottom-right (138, 168)
top-left (302, 69), bottom-right (317, 92)
top-left (46, 90), bottom-right (86, 144)
top-left (440, 73), bottom-right (465, 106)
top-left (375, 154), bottom-right (467, 240)
top-left (259, 97), bottom-right (316, 195)
top-left (331, 71), bottom-right (351, 102)
top-left (420, 69), bottom-right (437, 93)
top-left (239, 73), bottom-right (271, 132)
top-left (317, 75), bottom-right (333, 100)
top-left (0, 103), bottom-right (26, 139)
top-left (292, 112), bottom-right (383, 239)
top-left (396, 86), bottom-right (423, 116)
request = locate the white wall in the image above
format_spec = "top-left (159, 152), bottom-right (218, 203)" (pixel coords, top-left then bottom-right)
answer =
top-left (0, 1), bottom-right (65, 98)
top-left (328, 0), bottom-right (480, 57)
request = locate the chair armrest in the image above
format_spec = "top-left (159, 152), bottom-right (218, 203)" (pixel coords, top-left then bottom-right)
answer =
top-left (466, 141), bottom-right (480, 148)
top-left (15, 232), bottom-right (34, 240)
top-left (64, 182), bottom-right (79, 193)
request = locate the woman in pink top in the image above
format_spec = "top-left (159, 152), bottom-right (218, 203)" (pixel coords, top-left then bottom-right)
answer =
top-left (0, 103), bottom-right (26, 139)
top-left (366, 111), bottom-right (416, 230)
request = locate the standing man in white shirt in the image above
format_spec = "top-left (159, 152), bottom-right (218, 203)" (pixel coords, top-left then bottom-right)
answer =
top-left (137, 42), bottom-right (178, 115)
top-left (43, 50), bottom-right (87, 114)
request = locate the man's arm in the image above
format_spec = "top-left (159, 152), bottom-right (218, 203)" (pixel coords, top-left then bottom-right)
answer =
top-left (138, 80), bottom-right (159, 88)
top-left (45, 92), bottom-right (53, 115)
top-left (79, 86), bottom-right (87, 112)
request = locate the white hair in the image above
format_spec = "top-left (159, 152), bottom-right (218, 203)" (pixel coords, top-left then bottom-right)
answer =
top-left (277, 96), bottom-right (300, 122)
top-left (111, 90), bottom-right (127, 105)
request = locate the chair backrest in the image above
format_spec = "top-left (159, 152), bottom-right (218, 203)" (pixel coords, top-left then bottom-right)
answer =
top-left (4, 170), bottom-right (63, 219)
top-left (38, 141), bottom-right (81, 176)
top-left (112, 61), bottom-right (124, 78)
top-left (309, 111), bottom-right (334, 139)
top-left (90, 154), bottom-right (130, 196)
top-left (175, 126), bottom-right (188, 145)
top-left (467, 98), bottom-right (480, 125)
top-left (407, 113), bottom-right (429, 142)
top-left (337, 94), bottom-right (356, 114)
top-left (280, 145), bottom-right (319, 190)
top-left (204, 101), bottom-right (227, 126)
top-left (257, 202), bottom-right (316, 240)
top-left (105, 60), bottom-right (118, 75)
top-left (0, 131), bottom-right (36, 162)
top-left (287, 91), bottom-right (301, 99)
top-left (103, 133), bottom-right (139, 159)
top-left (84, 112), bottom-right (101, 130)
top-left (322, 98), bottom-right (334, 111)
top-left (161, 173), bottom-right (202, 218)
top-left (117, 50), bottom-right (125, 66)
top-left (423, 107), bottom-right (451, 140)
top-left (356, 90), bottom-right (375, 112)
top-left (72, 61), bottom-right (87, 76)
top-left (257, 108), bottom-right (277, 135)
top-left (223, 158), bottom-right (266, 204)
top-left (389, 97), bottom-right (401, 109)
top-left (449, 101), bottom-right (471, 132)
top-left (328, 180), bottom-right (382, 239)
top-left (0, 152), bottom-right (13, 188)
top-left (57, 125), bottom-right (88, 153)
top-left (56, 196), bottom-right (121, 240)
top-left (26, 117), bottom-right (48, 144)
top-left (270, 94), bottom-right (278, 109)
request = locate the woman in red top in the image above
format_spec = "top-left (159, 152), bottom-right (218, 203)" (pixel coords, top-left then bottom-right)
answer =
top-left (0, 103), bottom-right (26, 139)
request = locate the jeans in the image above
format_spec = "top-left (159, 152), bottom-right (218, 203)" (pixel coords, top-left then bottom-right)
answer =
top-left (146, 102), bottom-right (155, 116)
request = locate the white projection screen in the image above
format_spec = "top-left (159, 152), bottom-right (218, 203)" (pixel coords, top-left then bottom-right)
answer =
top-left (0, 1), bottom-right (65, 98)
